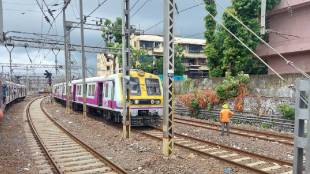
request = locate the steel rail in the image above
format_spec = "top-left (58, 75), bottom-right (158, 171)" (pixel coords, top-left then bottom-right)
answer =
top-left (174, 117), bottom-right (294, 146)
top-left (27, 97), bottom-right (127, 174)
top-left (139, 128), bottom-right (293, 174)
top-left (39, 99), bottom-right (128, 174)
top-left (26, 97), bottom-right (61, 173)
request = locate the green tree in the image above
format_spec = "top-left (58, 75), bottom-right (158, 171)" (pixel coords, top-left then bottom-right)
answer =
top-left (101, 17), bottom-right (122, 46)
top-left (101, 18), bottom-right (122, 73)
top-left (204, 0), bottom-right (280, 77)
top-left (155, 44), bottom-right (185, 76)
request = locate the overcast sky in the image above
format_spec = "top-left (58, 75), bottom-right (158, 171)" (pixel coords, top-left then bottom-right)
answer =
top-left (0, 0), bottom-right (230, 77)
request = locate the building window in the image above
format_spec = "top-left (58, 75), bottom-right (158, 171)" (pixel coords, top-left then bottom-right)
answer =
top-left (107, 66), bottom-right (110, 71)
top-left (188, 44), bottom-right (203, 53)
top-left (140, 40), bottom-right (154, 49)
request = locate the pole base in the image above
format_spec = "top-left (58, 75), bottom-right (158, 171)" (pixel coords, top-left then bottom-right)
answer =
top-left (163, 137), bottom-right (173, 156)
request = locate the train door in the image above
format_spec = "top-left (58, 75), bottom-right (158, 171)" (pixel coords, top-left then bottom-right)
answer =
top-left (107, 81), bottom-right (115, 108)
top-left (72, 84), bottom-right (76, 101)
top-left (102, 82), bottom-right (109, 108)
top-left (98, 82), bottom-right (103, 106)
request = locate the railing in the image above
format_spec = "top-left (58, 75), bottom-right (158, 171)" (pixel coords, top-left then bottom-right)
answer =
top-left (175, 104), bottom-right (295, 132)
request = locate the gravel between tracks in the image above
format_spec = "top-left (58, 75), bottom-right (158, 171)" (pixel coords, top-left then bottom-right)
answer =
top-left (44, 101), bottom-right (252, 174)
top-left (0, 98), bottom-right (39, 174)
top-left (175, 116), bottom-right (294, 162)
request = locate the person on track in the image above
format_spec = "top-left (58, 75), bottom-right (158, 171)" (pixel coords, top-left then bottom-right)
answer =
top-left (219, 104), bottom-right (234, 136)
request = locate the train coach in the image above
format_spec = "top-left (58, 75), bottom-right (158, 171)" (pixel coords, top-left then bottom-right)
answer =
top-left (53, 70), bottom-right (163, 126)
top-left (0, 80), bottom-right (27, 109)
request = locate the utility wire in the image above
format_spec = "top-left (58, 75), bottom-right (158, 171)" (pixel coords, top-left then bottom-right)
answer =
top-left (131, 0), bottom-right (153, 18)
top-left (144, 2), bottom-right (204, 32)
top-left (215, 1), bottom-right (310, 79)
top-left (130, 0), bottom-right (141, 10)
top-left (204, 8), bottom-right (285, 80)
top-left (34, 0), bottom-right (52, 26)
top-left (42, 0), bottom-right (55, 19)
top-left (85, 0), bottom-right (109, 18)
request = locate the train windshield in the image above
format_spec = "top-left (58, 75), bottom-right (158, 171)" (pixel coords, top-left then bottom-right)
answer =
top-left (130, 77), bottom-right (141, 96)
top-left (145, 78), bottom-right (161, 96)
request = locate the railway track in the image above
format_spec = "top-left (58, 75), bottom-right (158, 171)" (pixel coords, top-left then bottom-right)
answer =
top-left (140, 128), bottom-right (293, 174)
top-left (26, 98), bottom-right (127, 174)
top-left (175, 117), bottom-right (294, 146)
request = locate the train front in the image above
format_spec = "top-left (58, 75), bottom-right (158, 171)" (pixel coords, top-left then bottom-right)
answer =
top-left (127, 70), bottom-right (163, 126)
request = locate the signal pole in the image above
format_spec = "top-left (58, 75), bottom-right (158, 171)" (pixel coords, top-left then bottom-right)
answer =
top-left (122, 0), bottom-right (131, 138)
top-left (162, 0), bottom-right (175, 156)
top-left (79, 0), bottom-right (87, 118)
top-left (63, 0), bottom-right (70, 114)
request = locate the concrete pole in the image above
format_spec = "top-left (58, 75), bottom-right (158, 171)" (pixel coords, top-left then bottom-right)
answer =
top-left (122, 0), bottom-right (131, 138)
top-left (63, 0), bottom-right (70, 114)
top-left (79, 0), bottom-right (87, 118)
top-left (162, 0), bottom-right (175, 156)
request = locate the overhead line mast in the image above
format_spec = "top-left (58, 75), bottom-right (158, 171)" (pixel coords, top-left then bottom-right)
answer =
top-left (122, 0), bottom-right (131, 138)
top-left (162, 0), bottom-right (175, 156)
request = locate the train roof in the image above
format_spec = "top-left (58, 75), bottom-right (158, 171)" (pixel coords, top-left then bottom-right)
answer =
top-left (54, 70), bottom-right (160, 86)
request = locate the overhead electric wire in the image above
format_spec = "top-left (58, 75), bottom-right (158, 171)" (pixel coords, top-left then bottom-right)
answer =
top-left (204, 8), bottom-right (284, 80)
top-left (131, 0), bottom-right (153, 18)
top-left (215, 0), bottom-right (310, 79)
top-left (85, 0), bottom-right (109, 18)
top-left (42, 0), bottom-right (55, 19)
top-left (143, 2), bottom-right (204, 33)
top-left (130, 0), bottom-right (141, 10)
top-left (34, 0), bottom-right (52, 26)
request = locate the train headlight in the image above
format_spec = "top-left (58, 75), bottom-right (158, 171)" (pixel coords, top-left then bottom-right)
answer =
top-left (134, 100), bottom-right (139, 105)
top-left (155, 100), bottom-right (161, 104)
top-left (151, 100), bottom-right (155, 104)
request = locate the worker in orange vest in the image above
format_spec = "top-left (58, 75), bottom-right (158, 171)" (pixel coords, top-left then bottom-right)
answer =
top-left (220, 104), bottom-right (234, 136)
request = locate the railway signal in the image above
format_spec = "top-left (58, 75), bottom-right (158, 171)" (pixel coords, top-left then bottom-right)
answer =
top-left (44, 70), bottom-right (52, 86)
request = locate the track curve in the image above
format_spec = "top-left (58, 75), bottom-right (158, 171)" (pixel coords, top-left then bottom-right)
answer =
top-left (27, 98), bottom-right (127, 174)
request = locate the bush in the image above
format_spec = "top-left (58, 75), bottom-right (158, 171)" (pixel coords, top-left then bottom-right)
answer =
top-left (277, 103), bottom-right (295, 120)
top-left (215, 72), bottom-right (249, 101)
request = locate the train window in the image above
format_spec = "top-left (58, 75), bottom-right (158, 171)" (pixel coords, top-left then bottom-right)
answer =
top-left (145, 78), bottom-right (161, 96)
top-left (130, 77), bottom-right (141, 96)
top-left (87, 84), bottom-right (95, 97)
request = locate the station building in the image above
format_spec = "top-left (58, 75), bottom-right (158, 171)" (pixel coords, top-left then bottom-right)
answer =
top-left (256, 0), bottom-right (310, 74)
top-left (130, 34), bottom-right (208, 78)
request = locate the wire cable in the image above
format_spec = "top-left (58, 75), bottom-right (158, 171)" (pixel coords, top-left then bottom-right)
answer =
top-left (215, 0), bottom-right (310, 79)
top-left (204, 8), bottom-right (285, 80)
top-left (131, 0), bottom-right (153, 18)
top-left (143, 2), bottom-right (204, 33)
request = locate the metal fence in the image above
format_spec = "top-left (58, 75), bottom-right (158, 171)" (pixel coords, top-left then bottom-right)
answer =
top-left (175, 105), bottom-right (294, 132)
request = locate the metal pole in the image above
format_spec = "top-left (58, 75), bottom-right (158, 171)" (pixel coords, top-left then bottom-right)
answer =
top-left (293, 80), bottom-right (310, 174)
top-left (0, 0), bottom-right (4, 42)
top-left (162, 0), bottom-right (175, 156)
top-left (260, 0), bottom-right (267, 35)
top-left (122, 0), bottom-right (131, 138)
top-left (52, 49), bottom-right (60, 75)
top-left (79, 0), bottom-right (87, 118)
top-left (63, 0), bottom-right (70, 114)
top-left (26, 66), bottom-right (29, 93)
top-left (5, 44), bottom-right (14, 81)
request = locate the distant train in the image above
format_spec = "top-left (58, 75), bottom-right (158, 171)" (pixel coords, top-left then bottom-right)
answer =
top-left (52, 70), bottom-right (163, 126)
top-left (0, 80), bottom-right (27, 108)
